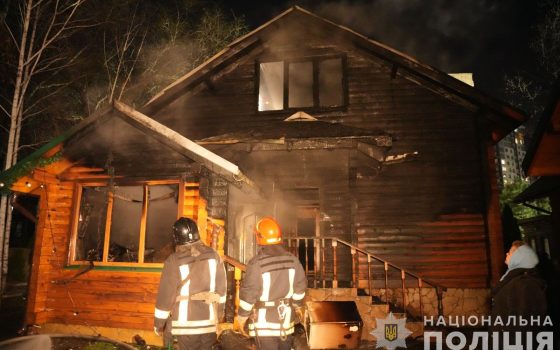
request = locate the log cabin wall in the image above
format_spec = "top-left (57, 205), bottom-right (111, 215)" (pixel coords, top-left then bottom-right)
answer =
top-left (21, 167), bottom-right (207, 331)
top-left (151, 18), bottom-right (491, 288)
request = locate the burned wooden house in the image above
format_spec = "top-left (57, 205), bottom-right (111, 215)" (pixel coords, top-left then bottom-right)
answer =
top-left (0, 6), bottom-right (526, 344)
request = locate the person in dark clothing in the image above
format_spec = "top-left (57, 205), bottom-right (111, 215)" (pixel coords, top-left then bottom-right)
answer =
top-left (537, 253), bottom-right (560, 350)
top-left (491, 241), bottom-right (548, 346)
top-left (236, 217), bottom-right (307, 350)
top-left (154, 217), bottom-right (227, 350)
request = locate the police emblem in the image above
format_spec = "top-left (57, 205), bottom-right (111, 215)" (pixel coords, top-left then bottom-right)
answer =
top-left (385, 324), bottom-right (398, 341)
top-left (371, 312), bottom-right (412, 350)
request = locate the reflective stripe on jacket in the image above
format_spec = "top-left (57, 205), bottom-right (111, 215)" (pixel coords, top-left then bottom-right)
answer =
top-left (154, 243), bottom-right (227, 335)
top-left (239, 244), bottom-right (307, 337)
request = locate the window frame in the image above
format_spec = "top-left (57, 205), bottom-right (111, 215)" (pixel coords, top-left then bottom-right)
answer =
top-left (68, 179), bottom-right (185, 267)
top-left (256, 54), bottom-right (348, 113)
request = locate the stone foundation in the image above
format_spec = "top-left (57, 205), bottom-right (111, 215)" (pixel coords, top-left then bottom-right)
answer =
top-left (305, 287), bottom-right (491, 342)
top-left (368, 287), bottom-right (490, 318)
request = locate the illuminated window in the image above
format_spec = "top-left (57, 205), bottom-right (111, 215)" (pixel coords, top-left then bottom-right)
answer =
top-left (259, 62), bottom-right (284, 111)
top-left (71, 181), bottom-right (181, 266)
top-left (258, 56), bottom-right (345, 111)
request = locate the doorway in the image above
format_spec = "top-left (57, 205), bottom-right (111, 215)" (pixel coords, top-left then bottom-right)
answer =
top-left (296, 207), bottom-right (319, 278)
top-left (0, 193), bottom-right (39, 340)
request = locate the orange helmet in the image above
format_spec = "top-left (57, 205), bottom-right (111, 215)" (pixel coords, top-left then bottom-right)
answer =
top-left (255, 217), bottom-right (282, 245)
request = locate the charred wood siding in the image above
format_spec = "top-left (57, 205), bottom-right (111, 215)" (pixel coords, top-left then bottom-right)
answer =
top-left (344, 54), bottom-right (487, 287)
top-left (153, 36), bottom-right (489, 287)
top-left (63, 117), bottom-right (199, 179)
top-left (356, 214), bottom-right (487, 288)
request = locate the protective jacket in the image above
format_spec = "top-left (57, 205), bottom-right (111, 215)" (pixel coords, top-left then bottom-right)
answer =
top-left (154, 242), bottom-right (227, 335)
top-left (238, 244), bottom-right (307, 337)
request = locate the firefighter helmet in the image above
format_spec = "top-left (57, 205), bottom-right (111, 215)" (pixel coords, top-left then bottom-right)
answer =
top-left (172, 217), bottom-right (200, 245)
top-left (255, 217), bottom-right (282, 245)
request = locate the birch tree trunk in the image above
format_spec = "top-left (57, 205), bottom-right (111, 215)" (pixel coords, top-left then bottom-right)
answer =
top-left (0, 0), bottom-right (33, 300)
top-left (0, 0), bottom-right (86, 297)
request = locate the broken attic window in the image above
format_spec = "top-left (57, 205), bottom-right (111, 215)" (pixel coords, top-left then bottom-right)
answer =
top-left (258, 56), bottom-right (345, 112)
top-left (319, 58), bottom-right (343, 107)
top-left (76, 187), bottom-right (107, 262)
top-left (145, 184), bottom-right (179, 263)
top-left (289, 61), bottom-right (313, 108)
top-left (259, 61), bottom-right (284, 111)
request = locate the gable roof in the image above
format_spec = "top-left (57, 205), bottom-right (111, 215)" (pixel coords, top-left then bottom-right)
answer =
top-left (142, 6), bottom-right (526, 141)
top-left (0, 102), bottom-right (255, 190)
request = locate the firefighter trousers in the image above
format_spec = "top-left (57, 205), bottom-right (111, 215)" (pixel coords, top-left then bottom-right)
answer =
top-left (176, 333), bottom-right (217, 350)
top-left (255, 335), bottom-right (294, 350)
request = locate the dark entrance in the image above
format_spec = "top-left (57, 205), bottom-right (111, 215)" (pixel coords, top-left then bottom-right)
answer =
top-left (0, 193), bottom-right (39, 340)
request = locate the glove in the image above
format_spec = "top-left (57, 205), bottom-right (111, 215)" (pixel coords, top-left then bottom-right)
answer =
top-left (154, 326), bottom-right (163, 337)
top-left (236, 316), bottom-right (249, 337)
top-left (294, 306), bottom-right (304, 324)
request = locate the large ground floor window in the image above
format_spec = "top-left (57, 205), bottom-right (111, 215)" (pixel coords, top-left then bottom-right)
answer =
top-left (70, 180), bottom-right (183, 266)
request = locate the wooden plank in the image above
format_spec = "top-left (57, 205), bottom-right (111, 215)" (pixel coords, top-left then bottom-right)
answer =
top-left (46, 296), bottom-right (156, 314)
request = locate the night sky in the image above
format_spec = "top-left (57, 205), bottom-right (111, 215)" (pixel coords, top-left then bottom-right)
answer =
top-left (217, 0), bottom-right (542, 104)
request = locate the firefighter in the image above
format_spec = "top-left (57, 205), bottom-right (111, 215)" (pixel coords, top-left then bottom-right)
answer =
top-left (236, 217), bottom-right (307, 350)
top-left (154, 217), bottom-right (227, 350)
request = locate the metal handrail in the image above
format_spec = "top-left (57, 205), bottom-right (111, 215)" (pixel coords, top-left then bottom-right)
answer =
top-left (221, 236), bottom-right (446, 319)
top-left (310, 236), bottom-right (441, 288)
top-left (285, 236), bottom-right (446, 318)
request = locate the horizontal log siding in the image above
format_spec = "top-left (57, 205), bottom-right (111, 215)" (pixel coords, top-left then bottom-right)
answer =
top-left (344, 54), bottom-right (487, 287)
top-left (26, 170), bottom-right (200, 329)
top-left (152, 35), bottom-right (489, 287)
top-left (27, 179), bottom-right (75, 325)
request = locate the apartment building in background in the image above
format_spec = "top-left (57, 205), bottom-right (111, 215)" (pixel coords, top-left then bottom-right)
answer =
top-left (496, 126), bottom-right (528, 188)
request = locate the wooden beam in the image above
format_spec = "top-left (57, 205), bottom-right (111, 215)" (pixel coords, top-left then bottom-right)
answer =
top-left (138, 184), bottom-right (148, 264)
top-left (113, 101), bottom-right (257, 191)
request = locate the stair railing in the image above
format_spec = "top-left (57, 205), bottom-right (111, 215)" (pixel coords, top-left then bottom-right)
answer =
top-left (221, 237), bottom-right (446, 322)
top-left (222, 255), bottom-right (245, 322)
top-left (285, 236), bottom-right (446, 319)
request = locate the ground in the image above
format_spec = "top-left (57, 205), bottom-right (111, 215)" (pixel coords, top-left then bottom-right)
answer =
top-left (0, 292), bottom-right (430, 350)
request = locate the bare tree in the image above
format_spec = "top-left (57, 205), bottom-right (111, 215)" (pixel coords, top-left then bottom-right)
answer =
top-left (97, 4), bottom-right (147, 109)
top-left (0, 0), bottom-right (87, 295)
top-left (94, 3), bottom-right (249, 108)
top-left (533, 0), bottom-right (560, 79)
top-left (0, 0), bottom-right (249, 296)
top-left (505, 0), bottom-right (560, 117)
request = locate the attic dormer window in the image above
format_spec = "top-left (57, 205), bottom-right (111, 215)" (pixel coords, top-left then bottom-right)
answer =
top-left (258, 56), bottom-right (345, 112)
